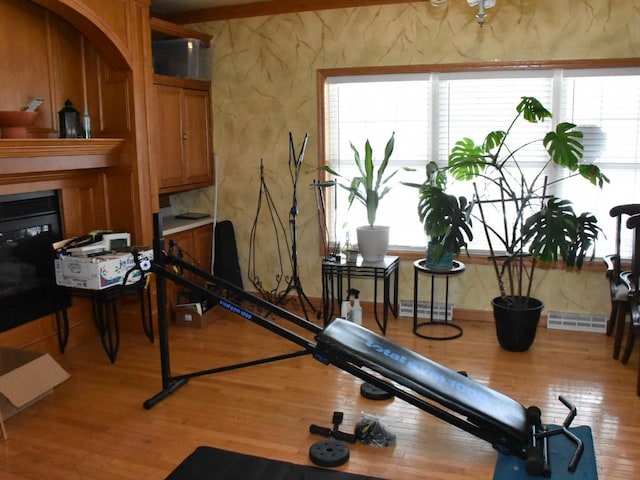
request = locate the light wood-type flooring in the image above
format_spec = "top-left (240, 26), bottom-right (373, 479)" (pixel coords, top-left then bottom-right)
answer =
top-left (1, 300), bottom-right (639, 479)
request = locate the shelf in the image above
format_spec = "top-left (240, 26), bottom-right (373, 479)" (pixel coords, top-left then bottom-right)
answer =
top-left (150, 17), bottom-right (213, 43)
top-left (153, 74), bottom-right (210, 91)
top-left (0, 138), bottom-right (126, 175)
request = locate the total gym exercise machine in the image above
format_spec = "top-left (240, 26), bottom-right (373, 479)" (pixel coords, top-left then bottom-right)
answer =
top-left (143, 214), bottom-right (584, 477)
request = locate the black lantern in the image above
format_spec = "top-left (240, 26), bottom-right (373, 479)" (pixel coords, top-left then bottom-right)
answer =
top-left (58, 99), bottom-right (81, 138)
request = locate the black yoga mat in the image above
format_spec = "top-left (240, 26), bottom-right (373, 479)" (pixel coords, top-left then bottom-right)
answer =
top-left (166, 446), bottom-right (388, 480)
top-left (494, 425), bottom-right (598, 480)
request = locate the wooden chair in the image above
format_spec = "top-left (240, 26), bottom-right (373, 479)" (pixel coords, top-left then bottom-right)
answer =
top-left (604, 204), bottom-right (640, 359)
top-left (620, 214), bottom-right (640, 395)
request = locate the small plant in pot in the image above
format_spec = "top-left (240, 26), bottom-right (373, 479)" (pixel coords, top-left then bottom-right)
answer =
top-left (404, 161), bottom-right (473, 270)
top-left (322, 132), bottom-right (406, 262)
top-left (446, 96), bottom-right (609, 351)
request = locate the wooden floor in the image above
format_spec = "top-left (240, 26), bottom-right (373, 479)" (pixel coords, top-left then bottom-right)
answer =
top-left (1, 300), bottom-right (639, 479)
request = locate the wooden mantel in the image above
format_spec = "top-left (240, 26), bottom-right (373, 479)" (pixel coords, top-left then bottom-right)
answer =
top-left (0, 139), bottom-right (125, 175)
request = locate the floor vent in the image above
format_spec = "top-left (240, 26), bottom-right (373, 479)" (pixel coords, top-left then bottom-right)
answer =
top-left (546, 311), bottom-right (607, 334)
top-left (399, 299), bottom-right (453, 321)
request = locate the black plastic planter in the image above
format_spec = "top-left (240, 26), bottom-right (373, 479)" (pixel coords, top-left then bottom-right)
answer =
top-left (492, 296), bottom-right (544, 352)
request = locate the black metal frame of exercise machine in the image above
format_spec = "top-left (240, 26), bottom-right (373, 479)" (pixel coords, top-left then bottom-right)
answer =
top-left (143, 215), bottom-right (321, 410)
top-left (143, 214), bottom-right (583, 477)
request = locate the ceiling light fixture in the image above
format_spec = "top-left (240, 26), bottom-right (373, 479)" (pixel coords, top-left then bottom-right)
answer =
top-left (429, 0), bottom-right (496, 27)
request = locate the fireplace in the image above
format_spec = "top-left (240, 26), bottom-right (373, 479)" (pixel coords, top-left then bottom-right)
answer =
top-left (0, 190), bottom-right (70, 333)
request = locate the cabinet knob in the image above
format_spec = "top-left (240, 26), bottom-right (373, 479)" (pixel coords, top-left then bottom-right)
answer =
top-left (182, 130), bottom-right (188, 142)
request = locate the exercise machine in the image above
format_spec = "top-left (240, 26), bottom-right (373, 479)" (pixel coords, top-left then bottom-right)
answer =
top-left (143, 214), bottom-right (583, 476)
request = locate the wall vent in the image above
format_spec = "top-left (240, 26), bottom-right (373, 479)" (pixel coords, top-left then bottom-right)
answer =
top-left (399, 299), bottom-right (453, 321)
top-left (546, 311), bottom-right (607, 334)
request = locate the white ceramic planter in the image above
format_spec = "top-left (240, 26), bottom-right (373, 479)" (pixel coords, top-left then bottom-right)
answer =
top-left (356, 225), bottom-right (390, 262)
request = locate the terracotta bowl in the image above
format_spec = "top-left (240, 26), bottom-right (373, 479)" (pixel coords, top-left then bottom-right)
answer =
top-left (0, 110), bottom-right (38, 139)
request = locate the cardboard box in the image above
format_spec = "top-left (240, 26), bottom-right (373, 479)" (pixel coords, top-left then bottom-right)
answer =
top-left (174, 303), bottom-right (214, 328)
top-left (0, 347), bottom-right (70, 434)
top-left (54, 249), bottom-right (153, 290)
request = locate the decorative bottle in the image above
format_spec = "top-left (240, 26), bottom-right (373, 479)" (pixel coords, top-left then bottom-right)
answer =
top-left (351, 289), bottom-right (362, 325)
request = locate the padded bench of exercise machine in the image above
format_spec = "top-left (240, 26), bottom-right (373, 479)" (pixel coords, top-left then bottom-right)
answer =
top-left (316, 319), bottom-right (529, 450)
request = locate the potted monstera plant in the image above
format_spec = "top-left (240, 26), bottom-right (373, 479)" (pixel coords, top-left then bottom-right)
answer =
top-left (446, 96), bottom-right (609, 351)
top-left (322, 132), bottom-right (404, 262)
top-left (404, 161), bottom-right (473, 270)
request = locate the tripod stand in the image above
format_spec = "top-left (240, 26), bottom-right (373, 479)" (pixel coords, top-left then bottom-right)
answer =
top-left (279, 132), bottom-right (319, 320)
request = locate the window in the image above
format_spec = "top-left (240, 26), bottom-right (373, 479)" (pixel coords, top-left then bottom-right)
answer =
top-left (321, 64), bottom-right (640, 259)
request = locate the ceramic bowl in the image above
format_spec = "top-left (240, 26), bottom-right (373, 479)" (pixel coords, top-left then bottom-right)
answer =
top-left (0, 111), bottom-right (38, 138)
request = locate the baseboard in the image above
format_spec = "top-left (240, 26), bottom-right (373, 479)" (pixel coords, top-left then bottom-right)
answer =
top-left (235, 292), bottom-right (557, 327)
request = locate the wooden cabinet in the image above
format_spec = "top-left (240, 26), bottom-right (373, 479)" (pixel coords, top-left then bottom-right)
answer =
top-left (151, 18), bottom-right (214, 194)
top-left (164, 223), bottom-right (214, 311)
top-left (166, 224), bottom-right (213, 275)
top-left (155, 80), bottom-right (213, 193)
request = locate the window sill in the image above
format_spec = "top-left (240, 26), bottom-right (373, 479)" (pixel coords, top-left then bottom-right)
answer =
top-left (386, 249), bottom-right (607, 273)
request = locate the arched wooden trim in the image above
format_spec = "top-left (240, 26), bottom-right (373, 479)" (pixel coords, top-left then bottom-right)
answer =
top-left (30, 0), bottom-right (132, 71)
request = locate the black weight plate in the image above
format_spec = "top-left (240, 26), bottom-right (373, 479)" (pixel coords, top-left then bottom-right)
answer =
top-left (360, 382), bottom-right (393, 400)
top-left (309, 440), bottom-right (350, 468)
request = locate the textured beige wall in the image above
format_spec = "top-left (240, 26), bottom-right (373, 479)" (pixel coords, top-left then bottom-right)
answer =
top-left (190, 0), bottom-right (640, 317)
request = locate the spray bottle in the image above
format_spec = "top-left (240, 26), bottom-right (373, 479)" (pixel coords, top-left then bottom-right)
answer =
top-left (341, 290), bottom-right (353, 321)
top-left (351, 288), bottom-right (362, 326)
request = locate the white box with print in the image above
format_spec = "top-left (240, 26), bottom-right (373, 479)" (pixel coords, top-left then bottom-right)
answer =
top-left (54, 249), bottom-right (153, 290)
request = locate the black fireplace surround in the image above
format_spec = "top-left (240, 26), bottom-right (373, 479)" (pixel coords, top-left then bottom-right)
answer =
top-left (0, 190), bottom-right (70, 332)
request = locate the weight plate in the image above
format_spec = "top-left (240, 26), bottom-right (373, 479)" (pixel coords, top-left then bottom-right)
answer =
top-left (360, 382), bottom-right (393, 400)
top-left (309, 439), bottom-right (350, 468)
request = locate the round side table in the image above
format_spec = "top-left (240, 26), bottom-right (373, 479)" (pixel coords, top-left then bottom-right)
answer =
top-left (413, 259), bottom-right (465, 340)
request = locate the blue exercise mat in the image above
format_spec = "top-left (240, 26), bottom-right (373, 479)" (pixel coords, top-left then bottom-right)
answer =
top-left (494, 425), bottom-right (597, 480)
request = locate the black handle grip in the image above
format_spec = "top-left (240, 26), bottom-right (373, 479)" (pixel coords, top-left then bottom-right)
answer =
top-left (333, 430), bottom-right (357, 444)
top-left (309, 424), bottom-right (331, 437)
top-left (526, 406), bottom-right (542, 427)
top-left (332, 411), bottom-right (344, 426)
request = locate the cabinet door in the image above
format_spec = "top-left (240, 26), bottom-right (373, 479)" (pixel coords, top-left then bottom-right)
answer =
top-left (182, 89), bottom-right (212, 185)
top-left (155, 85), bottom-right (185, 189)
top-left (163, 229), bottom-right (194, 309)
top-left (192, 224), bottom-right (213, 275)
top-left (164, 226), bottom-right (213, 310)
top-left (166, 226), bottom-right (213, 282)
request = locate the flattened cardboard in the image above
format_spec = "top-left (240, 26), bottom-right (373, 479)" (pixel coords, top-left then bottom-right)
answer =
top-left (0, 347), bottom-right (70, 422)
top-left (174, 303), bottom-right (214, 328)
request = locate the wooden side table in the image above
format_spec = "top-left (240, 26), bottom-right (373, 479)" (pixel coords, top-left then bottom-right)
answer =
top-left (413, 259), bottom-right (465, 340)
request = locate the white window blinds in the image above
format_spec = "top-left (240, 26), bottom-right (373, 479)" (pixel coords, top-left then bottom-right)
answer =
top-left (324, 67), bottom-right (640, 257)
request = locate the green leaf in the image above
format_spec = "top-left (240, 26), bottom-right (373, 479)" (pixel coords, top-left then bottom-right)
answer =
top-left (376, 132), bottom-right (395, 192)
top-left (448, 138), bottom-right (487, 180)
top-left (517, 96), bottom-right (553, 123)
top-left (350, 141), bottom-right (365, 179)
top-left (363, 139), bottom-right (374, 191)
top-left (483, 130), bottom-right (506, 152)
top-left (522, 197), bottom-right (578, 263)
top-left (578, 164), bottom-right (610, 188)
top-left (566, 212), bottom-right (601, 268)
top-left (543, 122), bottom-right (584, 171)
